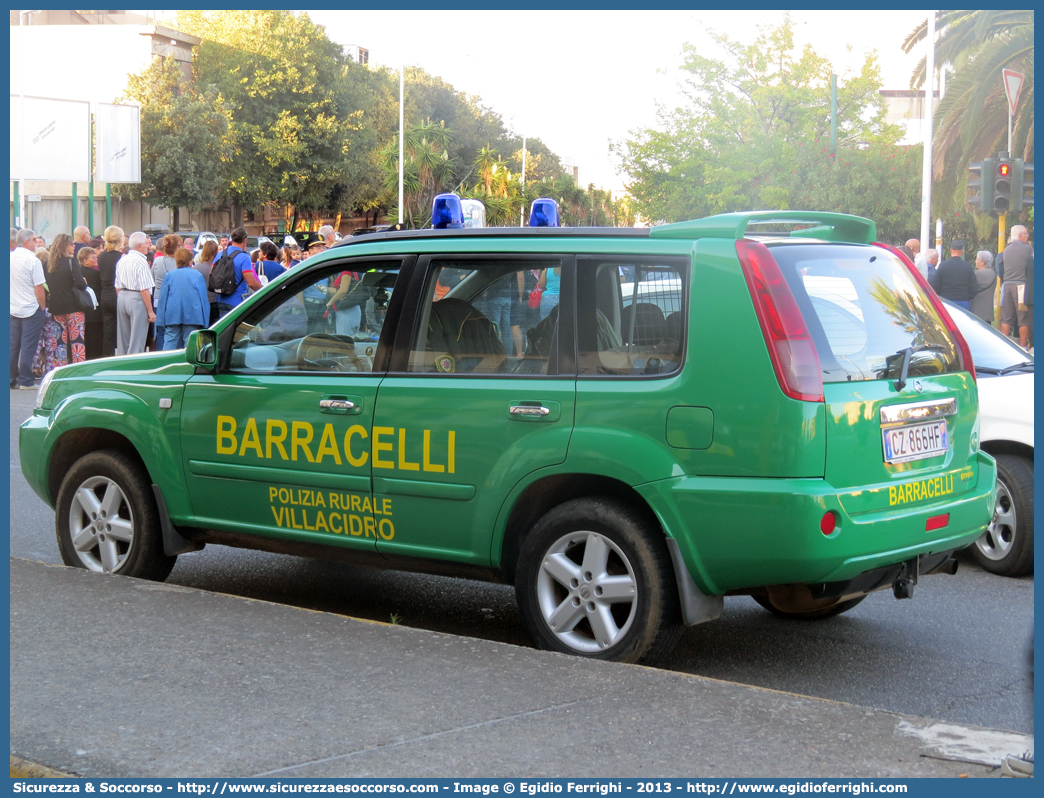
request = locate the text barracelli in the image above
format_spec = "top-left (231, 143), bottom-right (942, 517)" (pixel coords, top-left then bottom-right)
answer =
top-left (888, 474), bottom-right (955, 507)
top-left (217, 416), bottom-right (455, 473)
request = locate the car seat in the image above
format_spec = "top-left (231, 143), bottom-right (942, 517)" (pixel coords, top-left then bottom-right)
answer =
top-left (621, 302), bottom-right (668, 346)
top-left (424, 297), bottom-right (507, 373)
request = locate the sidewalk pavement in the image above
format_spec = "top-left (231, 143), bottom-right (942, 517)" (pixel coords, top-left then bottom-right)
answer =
top-left (10, 557), bottom-right (1029, 779)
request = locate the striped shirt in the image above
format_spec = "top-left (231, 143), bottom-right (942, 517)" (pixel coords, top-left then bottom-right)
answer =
top-left (114, 250), bottom-right (155, 292)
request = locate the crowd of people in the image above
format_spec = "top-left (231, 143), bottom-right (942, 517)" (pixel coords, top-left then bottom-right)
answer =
top-left (10, 219), bottom-right (1035, 391)
top-left (10, 222), bottom-right (337, 389)
top-left (900, 226), bottom-right (1034, 349)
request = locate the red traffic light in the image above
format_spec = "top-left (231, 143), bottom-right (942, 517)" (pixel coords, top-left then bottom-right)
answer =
top-left (998, 163), bottom-right (1012, 177)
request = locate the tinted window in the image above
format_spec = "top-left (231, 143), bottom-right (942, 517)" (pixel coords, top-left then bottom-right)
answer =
top-left (770, 243), bottom-right (961, 384)
top-left (577, 259), bottom-right (685, 377)
top-left (407, 259), bottom-right (562, 375)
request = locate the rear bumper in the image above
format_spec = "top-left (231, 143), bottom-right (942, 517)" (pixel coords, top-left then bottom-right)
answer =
top-left (638, 451), bottom-right (997, 595)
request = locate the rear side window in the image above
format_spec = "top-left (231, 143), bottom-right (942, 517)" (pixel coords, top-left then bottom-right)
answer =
top-left (407, 258), bottom-right (563, 375)
top-left (576, 258), bottom-right (686, 377)
top-left (769, 243), bottom-right (961, 384)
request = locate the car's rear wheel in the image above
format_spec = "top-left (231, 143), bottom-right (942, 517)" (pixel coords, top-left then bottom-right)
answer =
top-left (972, 453), bottom-right (1034, 577)
top-left (515, 497), bottom-right (682, 664)
top-left (752, 594), bottom-right (866, 620)
top-left (56, 450), bottom-right (177, 581)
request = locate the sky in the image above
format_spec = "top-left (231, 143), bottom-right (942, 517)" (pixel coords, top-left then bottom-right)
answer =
top-left (307, 9), bottom-right (932, 196)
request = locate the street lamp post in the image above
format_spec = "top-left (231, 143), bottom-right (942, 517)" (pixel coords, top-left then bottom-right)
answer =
top-left (919, 11), bottom-right (936, 255)
top-left (519, 135), bottom-right (526, 227)
top-left (398, 65), bottom-right (404, 227)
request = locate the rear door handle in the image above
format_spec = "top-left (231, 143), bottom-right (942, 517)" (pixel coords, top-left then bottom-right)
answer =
top-left (510, 405), bottom-right (550, 417)
top-left (507, 401), bottom-right (562, 422)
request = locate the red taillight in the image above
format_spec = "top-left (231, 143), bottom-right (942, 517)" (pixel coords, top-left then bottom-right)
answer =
top-left (926, 513), bottom-right (950, 531)
top-left (820, 512), bottom-right (837, 535)
top-left (736, 239), bottom-right (824, 402)
top-left (873, 241), bottom-right (976, 383)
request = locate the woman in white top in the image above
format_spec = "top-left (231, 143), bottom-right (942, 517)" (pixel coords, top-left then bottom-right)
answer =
top-left (114, 232), bottom-right (157, 355)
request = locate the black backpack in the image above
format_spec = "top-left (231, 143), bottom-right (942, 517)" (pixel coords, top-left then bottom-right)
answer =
top-left (208, 247), bottom-right (244, 296)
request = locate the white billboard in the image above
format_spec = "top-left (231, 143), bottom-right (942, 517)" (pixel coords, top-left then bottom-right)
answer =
top-left (9, 95), bottom-right (91, 181)
top-left (95, 103), bottom-right (141, 183)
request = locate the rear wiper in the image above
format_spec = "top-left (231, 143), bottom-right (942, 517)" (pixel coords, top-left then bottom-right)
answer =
top-left (888, 344), bottom-right (948, 391)
top-left (997, 360), bottom-right (1034, 375)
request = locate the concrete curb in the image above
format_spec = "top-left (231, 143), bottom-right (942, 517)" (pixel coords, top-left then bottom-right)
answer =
top-left (10, 756), bottom-right (77, 778)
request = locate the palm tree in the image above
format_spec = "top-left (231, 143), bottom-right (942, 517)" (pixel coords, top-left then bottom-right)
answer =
top-left (380, 118), bottom-right (456, 228)
top-left (902, 11), bottom-right (1034, 223)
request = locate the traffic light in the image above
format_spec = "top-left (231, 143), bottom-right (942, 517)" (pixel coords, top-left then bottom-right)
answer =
top-left (993, 156), bottom-right (1014, 212)
top-left (967, 157), bottom-right (996, 212)
top-left (1011, 160), bottom-right (1034, 212)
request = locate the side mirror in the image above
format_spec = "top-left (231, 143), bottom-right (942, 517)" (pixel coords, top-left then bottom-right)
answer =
top-left (185, 329), bottom-right (217, 370)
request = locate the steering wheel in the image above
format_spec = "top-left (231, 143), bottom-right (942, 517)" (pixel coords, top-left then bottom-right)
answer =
top-left (296, 333), bottom-right (366, 372)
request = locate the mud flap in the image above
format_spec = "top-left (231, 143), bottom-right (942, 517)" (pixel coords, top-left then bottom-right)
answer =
top-left (665, 538), bottom-right (723, 626)
top-left (152, 485), bottom-right (205, 556)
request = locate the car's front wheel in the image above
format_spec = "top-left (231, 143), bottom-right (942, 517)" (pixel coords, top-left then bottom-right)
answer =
top-left (515, 497), bottom-right (682, 664)
top-left (972, 453), bottom-right (1034, 577)
top-left (55, 450), bottom-right (177, 581)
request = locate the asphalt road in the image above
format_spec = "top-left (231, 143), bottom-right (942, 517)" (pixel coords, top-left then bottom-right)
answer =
top-left (10, 390), bottom-right (1035, 734)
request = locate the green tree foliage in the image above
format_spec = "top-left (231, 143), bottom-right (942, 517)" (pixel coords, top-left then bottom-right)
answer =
top-left (131, 12), bottom-right (579, 228)
top-left (117, 56), bottom-right (230, 231)
top-left (902, 11), bottom-right (1034, 230)
top-left (175, 10), bottom-right (380, 226)
top-left (617, 16), bottom-right (903, 224)
top-left (789, 143), bottom-right (922, 243)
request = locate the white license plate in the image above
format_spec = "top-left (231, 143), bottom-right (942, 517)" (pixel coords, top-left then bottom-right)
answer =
top-left (882, 421), bottom-right (949, 464)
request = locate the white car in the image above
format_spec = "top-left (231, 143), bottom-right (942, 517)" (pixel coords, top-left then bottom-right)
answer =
top-left (945, 301), bottom-right (1034, 577)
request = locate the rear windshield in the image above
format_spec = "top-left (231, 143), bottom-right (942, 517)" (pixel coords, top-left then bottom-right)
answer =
top-left (768, 243), bottom-right (961, 384)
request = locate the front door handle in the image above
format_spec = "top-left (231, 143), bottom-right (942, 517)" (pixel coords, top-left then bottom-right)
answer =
top-left (320, 398), bottom-right (355, 411)
top-left (319, 395), bottom-right (363, 415)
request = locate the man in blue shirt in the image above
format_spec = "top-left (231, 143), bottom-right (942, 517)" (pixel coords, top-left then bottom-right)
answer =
top-left (214, 227), bottom-right (261, 318)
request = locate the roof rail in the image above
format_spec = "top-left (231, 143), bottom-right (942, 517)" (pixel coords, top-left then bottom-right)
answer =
top-left (649, 211), bottom-right (877, 245)
top-left (332, 227), bottom-right (650, 248)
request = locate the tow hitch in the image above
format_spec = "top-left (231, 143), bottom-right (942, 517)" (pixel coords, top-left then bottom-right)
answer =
top-left (892, 558), bottom-right (918, 599)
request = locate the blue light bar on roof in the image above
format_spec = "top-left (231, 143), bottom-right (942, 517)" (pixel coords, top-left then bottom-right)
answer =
top-left (432, 193), bottom-right (464, 229)
top-left (529, 198), bottom-right (560, 227)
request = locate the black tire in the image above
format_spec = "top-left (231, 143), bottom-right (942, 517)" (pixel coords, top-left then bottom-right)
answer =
top-left (972, 453), bottom-right (1034, 577)
top-left (753, 593), bottom-right (866, 620)
top-left (55, 449), bottom-right (177, 581)
top-left (515, 497), bottom-right (683, 664)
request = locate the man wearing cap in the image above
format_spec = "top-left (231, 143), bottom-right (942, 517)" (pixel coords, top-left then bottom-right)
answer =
top-left (297, 234), bottom-right (331, 333)
top-left (998, 225), bottom-right (1034, 348)
top-left (932, 239), bottom-right (977, 310)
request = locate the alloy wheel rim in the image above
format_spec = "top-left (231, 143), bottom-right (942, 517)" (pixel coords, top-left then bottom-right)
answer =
top-left (68, 476), bottom-right (135, 572)
top-left (977, 477), bottom-right (1016, 561)
top-left (535, 530), bottom-right (638, 653)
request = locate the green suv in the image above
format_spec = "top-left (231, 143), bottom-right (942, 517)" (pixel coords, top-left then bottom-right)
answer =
top-left (20, 211), bottom-right (997, 663)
